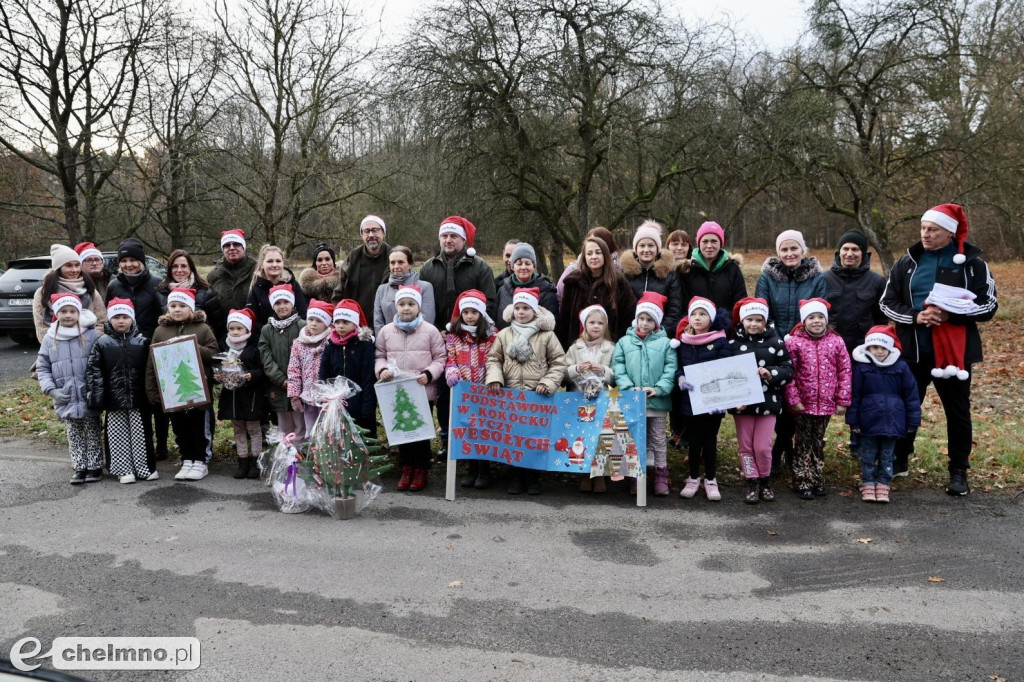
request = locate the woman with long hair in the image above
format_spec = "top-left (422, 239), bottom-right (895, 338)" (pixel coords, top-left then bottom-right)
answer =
top-left (32, 244), bottom-right (106, 344)
top-left (557, 236), bottom-right (636, 348)
top-left (246, 245), bottom-right (308, 335)
top-left (156, 249), bottom-right (222, 332)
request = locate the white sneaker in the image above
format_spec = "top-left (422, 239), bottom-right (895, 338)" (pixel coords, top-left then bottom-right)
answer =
top-left (679, 477), bottom-right (701, 499)
top-left (704, 478), bottom-right (722, 501)
top-left (174, 463), bottom-right (193, 480)
top-left (144, 471), bottom-right (160, 481)
top-left (119, 474), bottom-right (136, 484)
top-left (185, 462), bottom-right (208, 481)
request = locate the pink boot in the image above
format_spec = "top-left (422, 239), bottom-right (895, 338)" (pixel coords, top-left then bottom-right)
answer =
top-left (874, 483), bottom-right (890, 503)
top-left (654, 467), bottom-right (669, 496)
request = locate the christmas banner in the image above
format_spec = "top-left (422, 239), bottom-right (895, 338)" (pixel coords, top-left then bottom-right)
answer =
top-left (149, 335), bottom-right (211, 412)
top-left (448, 383), bottom-right (647, 478)
top-left (375, 377), bottom-right (436, 446)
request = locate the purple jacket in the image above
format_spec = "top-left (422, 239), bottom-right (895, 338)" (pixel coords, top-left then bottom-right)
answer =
top-left (784, 326), bottom-right (852, 416)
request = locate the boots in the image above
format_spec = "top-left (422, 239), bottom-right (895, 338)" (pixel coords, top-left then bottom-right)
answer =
top-left (744, 478), bottom-right (760, 504)
top-left (591, 476), bottom-right (607, 493)
top-left (860, 484), bottom-right (876, 502)
top-left (507, 470), bottom-right (526, 494)
top-left (460, 461), bottom-right (479, 488)
top-left (653, 467), bottom-right (669, 496)
top-left (946, 468), bottom-right (969, 496)
top-left (526, 471), bottom-right (542, 495)
top-left (247, 457), bottom-right (260, 479)
top-left (409, 468), bottom-right (429, 492)
top-left (233, 457), bottom-right (249, 479)
top-left (396, 466), bottom-right (414, 491)
top-left (874, 483), bottom-right (890, 503)
top-left (473, 461), bottom-right (492, 489)
top-left (759, 477), bottom-right (774, 502)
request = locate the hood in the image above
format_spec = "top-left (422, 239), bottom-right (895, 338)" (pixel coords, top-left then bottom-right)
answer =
top-left (157, 309), bottom-right (208, 326)
top-left (691, 250), bottom-right (743, 273)
top-left (830, 250), bottom-right (874, 278)
top-left (619, 249), bottom-right (676, 279)
top-left (852, 343), bottom-right (901, 366)
top-left (733, 324), bottom-right (776, 343)
top-left (570, 337), bottom-right (614, 353)
top-left (501, 305), bottom-right (556, 331)
top-left (625, 325), bottom-right (668, 343)
top-left (761, 256), bottom-right (823, 283)
top-left (102, 319), bottom-right (141, 338)
top-left (298, 265), bottom-right (340, 288)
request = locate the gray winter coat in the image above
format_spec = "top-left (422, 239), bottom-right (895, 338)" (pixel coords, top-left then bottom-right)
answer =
top-left (36, 323), bottom-right (101, 420)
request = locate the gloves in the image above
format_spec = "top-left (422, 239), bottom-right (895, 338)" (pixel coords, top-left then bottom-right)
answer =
top-left (48, 388), bottom-right (71, 406)
top-left (677, 377), bottom-right (694, 391)
top-left (709, 408), bottom-right (725, 416)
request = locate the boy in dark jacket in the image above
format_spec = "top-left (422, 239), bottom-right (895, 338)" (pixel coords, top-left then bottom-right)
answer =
top-left (318, 299), bottom-right (377, 437)
top-left (846, 326), bottom-right (921, 503)
top-left (217, 308), bottom-right (267, 479)
top-left (87, 299), bottom-right (155, 483)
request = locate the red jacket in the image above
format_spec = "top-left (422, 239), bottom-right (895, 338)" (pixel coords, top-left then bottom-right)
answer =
top-left (784, 326), bottom-right (852, 416)
top-left (444, 330), bottom-right (496, 387)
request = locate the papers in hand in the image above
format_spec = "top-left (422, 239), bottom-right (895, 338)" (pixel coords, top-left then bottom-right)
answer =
top-left (925, 283), bottom-right (980, 314)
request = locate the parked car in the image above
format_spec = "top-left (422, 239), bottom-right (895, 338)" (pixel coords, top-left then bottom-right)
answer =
top-left (0, 252), bottom-right (167, 346)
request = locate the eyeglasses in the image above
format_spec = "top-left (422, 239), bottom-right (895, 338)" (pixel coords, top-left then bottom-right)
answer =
top-left (360, 227), bottom-right (383, 236)
top-left (223, 243), bottom-right (243, 250)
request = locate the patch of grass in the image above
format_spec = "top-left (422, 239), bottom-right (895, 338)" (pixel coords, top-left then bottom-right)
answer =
top-left (0, 378), bottom-right (68, 445)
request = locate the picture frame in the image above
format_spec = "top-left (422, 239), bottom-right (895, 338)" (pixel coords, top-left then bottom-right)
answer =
top-left (149, 334), bottom-right (212, 412)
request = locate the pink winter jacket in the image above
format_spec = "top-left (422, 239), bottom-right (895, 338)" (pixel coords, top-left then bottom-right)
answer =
top-left (374, 321), bottom-right (447, 402)
top-left (445, 330), bottom-right (496, 387)
top-left (784, 326), bottom-right (852, 416)
top-left (287, 330), bottom-right (327, 404)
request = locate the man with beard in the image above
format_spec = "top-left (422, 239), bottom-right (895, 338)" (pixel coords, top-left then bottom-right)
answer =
top-left (207, 230), bottom-right (257, 339)
top-left (332, 214), bottom-right (391, 318)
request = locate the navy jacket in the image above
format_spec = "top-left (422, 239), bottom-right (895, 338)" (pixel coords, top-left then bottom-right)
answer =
top-left (318, 329), bottom-right (377, 424)
top-left (846, 346), bottom-right (922, 438)
top-left (217, 336), bottom-right (267, 422)
top-left (674, 332), bottom-right (731, 417)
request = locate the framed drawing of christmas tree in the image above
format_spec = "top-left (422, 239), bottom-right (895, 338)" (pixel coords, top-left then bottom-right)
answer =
top-left (374, 377), bottom-right (435, 446)
top-left (149, 335), bottom-right (211, 412)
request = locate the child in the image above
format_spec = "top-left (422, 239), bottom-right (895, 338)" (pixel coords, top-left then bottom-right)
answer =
top-left (486, 287), bottom-right (566, 495)
top-left (444, 289), bottom-right (497, 489)
top-left (847, 325), bottom-right (921, 503)
top-left (86, 299), bottom-right (155, 483)
top-left (217, 308), bottom-right (266, 479)
top-left (146, 289), bottom-right (219, 481)
top-left (288, 299), bottom-right (333, 436)
top-left (564, 304), bottom-right (616, 493)
top-left (259, 284), bottom-right (306, 440)
top-left (319, 299), bottom-right (377, 436)
top-left (727, 297), bottom-right (793, 503)
top-left (674, 296), bottom-right (731, 500)
top-left (784, 298), bottom-right (852, 499)
top-left (613, 292), bottom-right (677, 496)
top-left (37, 293), bottom-right (103, 484)
top-left (376, 286), bottom-right (446, 492)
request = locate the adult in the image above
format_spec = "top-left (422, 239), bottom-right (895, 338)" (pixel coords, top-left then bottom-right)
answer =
top-left (666, 230), bottom-right (692, 263)
top-left (495, 242), bottom-right (558, 330)
top-left (32, 244), bottom-right (106, 343)
top-left (556, 226), bottom-right (622, 303)
top-left (557, 235), bottom-right (636, 349)
top-left (105, 238), bottom-right (163, 341)
top-left (755, 229), bottom-right (827, 474)
top-left (372, 245), bottom-right (435, 336)
top-left (332, 214), bottom-right (391, 321)
top-left (298, 242), bottom-right (344, 304)
top-left (618, 221), bottom-right (683, 337)
top-left (246, 245), bottom-right (308, 335)
top-left (681, 221), bottom-right (747, 317)
top-left (419, 215), bottom-right (497, 456)
top-left (880, 203), bottom-right (997, 495)
top-left (494, 239), bottom-right (521, 292)
top-left (207, 230), bottom-right (257, 339)
top-left (155, 250), bottom-right (222, 323)
top-left (74, 242), bottom-right (110, 301)
top-left (823, 229), bottom-right (888, 354)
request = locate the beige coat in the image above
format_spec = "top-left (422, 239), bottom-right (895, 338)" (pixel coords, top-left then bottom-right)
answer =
top-left (485, 307), bottom-right (566, 393)
top-left (563, 338), bottom-right (615, 392)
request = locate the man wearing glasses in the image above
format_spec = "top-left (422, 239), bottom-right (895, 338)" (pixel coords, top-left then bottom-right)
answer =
top-left (207, 229), bottom-right (257, 338)
top-left (332, 215), bottom-right (391, 319)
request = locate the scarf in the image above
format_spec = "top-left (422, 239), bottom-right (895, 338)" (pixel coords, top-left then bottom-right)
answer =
top-left (269, 313), bottom-right (300, 330)
top-left (584, 337), bottom-right (604, 350)
top-left (225, 333), bottom-right (251, 350)
top-left (118, 269), bottom-right (149, 287)
top-left (507, 319), bottom-right (540, 362)
top-left (395, 315), bottom-right (424, 332)
top-left (511, 273), bottom-right (538, 287)
top-left (315, 266), bottom-right (336, 278)
top-left (329, 329), bottom-right (359, 346)
top-left (171, 275), bottom-right (195, 290)
top-left (680, 329), bottom-right (726, 345)
top-left (54, 323), bottom-right (84, 341)
top-left (297, 326), bottom-right (331, 346)
top-left (388, 270), bottom-right (413, 287)
top-left (635, 328), bottom-right (650, 340)
top-left (461, 324), bottom-right (478, 336)
top-left (56, 276), bottom-right (87, 296)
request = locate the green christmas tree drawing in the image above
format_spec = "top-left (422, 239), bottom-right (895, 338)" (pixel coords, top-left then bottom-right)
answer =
top-left (391, 385), bottom-right (426, 432)
top-left (173, 358), bottom-right (203, 403)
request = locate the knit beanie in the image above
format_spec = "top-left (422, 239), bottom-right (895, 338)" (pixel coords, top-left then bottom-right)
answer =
top-left (510, 242), bottom-right (537, 267)
top-left (632, 220), bottom-right (663, 251)
top-left (695, 221), bottom-right (726, 246)
top-left (775, 230), bottom-right (807, 254)
top-left (836, 229), bottom-right (868, 254)
top-left (50, 244), bottom-right (81, 272)
top-left (118, 238), bottom-right (145, 263)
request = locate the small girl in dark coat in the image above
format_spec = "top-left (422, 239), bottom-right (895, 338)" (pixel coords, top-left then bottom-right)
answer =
top-left (86, 299), bottom-right (154, 483)
top-left (217, 308), bottom-right (266, 479)
top-left (846, 325), bottom-right (921, 503)
top-left (673, 296), bottom-right (732, 501)
top-left (318, 299), bottom-right (377, 437)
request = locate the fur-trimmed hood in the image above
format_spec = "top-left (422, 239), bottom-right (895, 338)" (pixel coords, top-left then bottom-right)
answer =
top-left (761, 256), bottom-right (822, 283)
top-left (157, 309), bottom-right (208, 326)
top-left (298, 266), bottom-right (341, 302)
top-left (501, 304), bottom-right (556, 331)
top-left (619, 248), bottom-right (676, 279)
top-left (852, 343), bottom-right (900, 366)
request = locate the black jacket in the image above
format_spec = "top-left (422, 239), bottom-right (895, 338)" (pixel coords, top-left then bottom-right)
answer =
top-left (419, 249), bottom-right (498, 330)
top-left (619, 249), bottom-right (684, 337)
top-left (495, 274), bottom-right (559, 330)
top-left (679, 251), bottom-right (748, 318)
top-left (86, 321), bottom-right (150, 411)
top-left (105, 268), bottom-right (164, 340)
top-left (726, 325), bottom-right (793, 416)
top-left (216, 336), bottom-right (267, 422)
top-left (317, 328), bottom-right (377, 424)
top-left (823, 252), bottom-right (888, 353)
top-left (879, 241), bottom-right (997, 365)
top-left (246, 271), bottom-right (308, 337)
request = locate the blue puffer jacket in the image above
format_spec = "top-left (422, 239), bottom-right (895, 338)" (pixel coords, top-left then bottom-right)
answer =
top-left (755, 257), bottom-right (827, 338)
top-left (674, 330), bottom-right (731, 416)
top-left (846, 345), bottom-right (922, 438)
top-left (612, 326), bottom-right (677, 412)
top-left (36, 319), bottom-right (101, 420)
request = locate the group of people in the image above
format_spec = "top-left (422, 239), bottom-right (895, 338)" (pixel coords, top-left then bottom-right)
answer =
top-left (33, 202), bottom-right (997, 502)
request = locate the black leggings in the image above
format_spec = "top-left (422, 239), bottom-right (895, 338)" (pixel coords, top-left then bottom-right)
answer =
top-left (169, 408), bottom-right (211, 464)
top-left (688, 414), bottom-right (723, 480)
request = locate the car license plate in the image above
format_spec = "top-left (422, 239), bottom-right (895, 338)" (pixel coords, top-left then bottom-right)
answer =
top-left (7, 298), bottom-right (32, 306)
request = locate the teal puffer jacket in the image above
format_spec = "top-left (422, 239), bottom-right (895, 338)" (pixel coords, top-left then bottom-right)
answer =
top-left (612, 326), bottom-right (678, 412)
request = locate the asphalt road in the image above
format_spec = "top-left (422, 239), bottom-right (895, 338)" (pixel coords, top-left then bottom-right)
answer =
top-left (0, 334), bottom-right (37, 383)
top-left (1, 439), bottom-right (1022, 681)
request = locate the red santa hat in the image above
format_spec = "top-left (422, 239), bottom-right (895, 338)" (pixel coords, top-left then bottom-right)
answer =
top-left (732, 297), bottom-right (770, 328)
top-left (448, 289), bottom-right (491, 330)
top-left (687, 296), bottom-right (716, 320)
top-left (395, 285), bottom-right (423, 307)
top-left (512, 287), bottom-right (541, 313)
top-left (166, 288), bottom-right (197, 311)
top-left (921, 203), bottom-right (969, 265)
top-left (799, 298), bottom-right (830, 322)
top-left (50, 293), bottom-right (82, 315)
top-left (333, 299), bottom-right (368, 327)
top-left (268, 283), bottom-right (295, 306)
top-left (306, 299), bottom-right (334, 326)
top-left (438, 216), bottom-right (478, 257)
top-left (930, 322), bottom-right (970, 380)
top-left (864, 325), bottom-right (901, 353)
top-left (227, 308), bottom-right (256, 332)
top-left (106, 297), bottom-right (135, 320)
top-left (578, 304), bottom-right (608, 335)
top-left (220, 229), bottom-right (246, 249)
top-left (74, 242), bottom-right (103, 262)
top-left (634, 291), bottom-right (667, 327)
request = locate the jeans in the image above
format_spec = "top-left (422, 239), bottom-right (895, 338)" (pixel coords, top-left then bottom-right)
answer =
top-left (859, 434), bottom-right (897, 485)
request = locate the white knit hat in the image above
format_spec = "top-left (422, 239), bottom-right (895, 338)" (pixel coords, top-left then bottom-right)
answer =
top-left (50, 244), bottom-right (81, 272)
